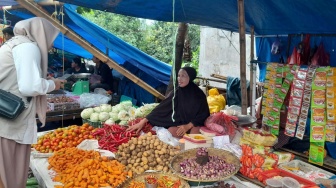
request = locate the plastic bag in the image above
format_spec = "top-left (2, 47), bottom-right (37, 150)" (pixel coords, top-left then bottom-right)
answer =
top-left (207, 88), bottom-right (226, 113)
top-left (152, 126), bottom-right (180, 146)
top-left (79, 93), bottom-right (111, 108)
top-left (311, 42), bottom-right (330, 66)
top-left (204, 112), bottom-right (237, 135)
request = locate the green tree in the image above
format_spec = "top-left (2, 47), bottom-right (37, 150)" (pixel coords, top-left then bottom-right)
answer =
top-left (79, 9), bottom-right (200, 66)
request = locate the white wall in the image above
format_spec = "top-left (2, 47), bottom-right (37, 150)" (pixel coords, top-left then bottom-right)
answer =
top-left (198, 27), bottom-right (258, 89)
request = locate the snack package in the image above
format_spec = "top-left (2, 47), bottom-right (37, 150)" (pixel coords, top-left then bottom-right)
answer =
top-left (240, 143), bottom-right (273, 156)
top-left (326, 121), bottom-right (336, 142)
top-left (268, 151), bottom-right (295, 165)
top-left (242, 128), bottom-right (278, 147)
top-left (309, 142), bottom-right (325, 166)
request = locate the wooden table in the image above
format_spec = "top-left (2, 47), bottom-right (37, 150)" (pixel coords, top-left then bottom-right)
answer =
top-left (280, 148), bottom-right (336, 174)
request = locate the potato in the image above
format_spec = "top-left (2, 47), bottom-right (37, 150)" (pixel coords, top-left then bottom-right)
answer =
top-left (135, 158), bottom-right (140, 163)
top-left (133, 162), bottom-right (139, 167)
top-left (147, 132), bottom-right (152, 136)
top-left (138, 167), bottom-right (145, 173)
top-left (131, 150), bottom-right (137, 156)
top-left (137, 152), bottom-right (142, 158)
top-left (137, 140), bottom-right (142, 145)
top-left (154, 142), bottom-right (159, 147)
top-left (156, 165), bottom-right (163, 171)
top-left (120, 160), bottom-right (127, 165)
top-left (143, 164), bottom-right (149, 170)
top-left (130, 144), bottom-right (135, 150)
top-left (156, 157), bottom-right (162, 163)
top-left (143, 151), bottom-right (148, 157)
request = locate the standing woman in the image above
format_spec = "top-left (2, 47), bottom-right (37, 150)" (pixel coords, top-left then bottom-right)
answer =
top-left (0, 17), bottom-right (64, 188)
top-left (90, 56), bottom-right (113, 91)
top-left (127, 67), bottom-right (210, 138)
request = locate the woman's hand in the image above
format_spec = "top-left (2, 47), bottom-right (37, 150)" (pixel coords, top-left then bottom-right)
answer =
top-left (49, 77), bottom-right (66, 90)
top-left (126, 118), bottom-right (147, 134)
top-left (176, 123), bottom-right (194, 136)
top-left (176, 125), bottom-right (188, 136)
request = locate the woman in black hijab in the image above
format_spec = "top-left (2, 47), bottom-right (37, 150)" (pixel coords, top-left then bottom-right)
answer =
top-left (127, 67), bottom-right (210, 138)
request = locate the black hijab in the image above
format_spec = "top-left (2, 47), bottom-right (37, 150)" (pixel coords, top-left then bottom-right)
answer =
top-left (146, 67), bottom-right (210, 128)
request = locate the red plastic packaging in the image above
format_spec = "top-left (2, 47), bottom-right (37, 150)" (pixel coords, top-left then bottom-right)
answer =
top-left (259, 168), bottom-right (317, 188)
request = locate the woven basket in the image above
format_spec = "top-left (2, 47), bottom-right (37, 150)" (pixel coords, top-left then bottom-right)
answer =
top-left (169, 148), bottom-right (240, 182)
top-left (118, 172), bottom-right (190, 188)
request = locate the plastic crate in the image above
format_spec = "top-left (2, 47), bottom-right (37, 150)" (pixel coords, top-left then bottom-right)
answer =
top-left (82, 119), bottom-right (103, 128)
top-left (279, 159), bottom-right (335, 183)
top-left (259, 168), bottom-right (316, 187)
top-left (110, 94), bottom-right (121, 106)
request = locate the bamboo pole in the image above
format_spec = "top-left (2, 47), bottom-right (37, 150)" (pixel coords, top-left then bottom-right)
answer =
top-left (16, 0), bottom-right (165, 100)
top-left (250, 26), bottom-right (256, 117)
top-left (238, 0), bottom-right (248, 115)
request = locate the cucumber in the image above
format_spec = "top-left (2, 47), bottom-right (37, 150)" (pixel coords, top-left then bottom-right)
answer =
top-left (26, 177), bottom-right (38, 186)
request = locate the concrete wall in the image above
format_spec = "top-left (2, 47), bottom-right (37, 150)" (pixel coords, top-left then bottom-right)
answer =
top-left (198, 27), bottom-right (258, 89)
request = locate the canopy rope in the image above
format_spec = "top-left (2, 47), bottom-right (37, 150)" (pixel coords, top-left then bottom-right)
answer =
top-left (171, 0), bottom-right (177, 122)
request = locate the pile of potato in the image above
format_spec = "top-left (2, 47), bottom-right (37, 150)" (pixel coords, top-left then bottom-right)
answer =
top-left (116, 132), bottom-right (180, 174)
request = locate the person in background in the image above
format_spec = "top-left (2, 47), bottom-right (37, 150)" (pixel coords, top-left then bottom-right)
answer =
top-left (2, 26), bottom-right (14, 42)
top-left (0, 17), bottom-right (64, 188)
top-left (127, 67), bottom-right (210, 138)
top-left (90, 56), bottom-right (113, 92)
top-left (65, 57), bottom-right (87, 74)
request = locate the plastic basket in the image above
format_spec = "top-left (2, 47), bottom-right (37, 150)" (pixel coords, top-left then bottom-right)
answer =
top-left (278, 159), bottom-right (335, 183)
top-left (259, 168), bottom-right (316, 187)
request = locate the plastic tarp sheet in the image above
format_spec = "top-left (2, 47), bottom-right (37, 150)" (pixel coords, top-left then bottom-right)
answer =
top-left (37, 0), bottom-right (336, 36)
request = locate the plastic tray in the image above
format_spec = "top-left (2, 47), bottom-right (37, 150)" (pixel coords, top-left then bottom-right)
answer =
top-left (279, 159), bottom-right (335, 183)
top-left (259, 168), bottom-right (316, 187)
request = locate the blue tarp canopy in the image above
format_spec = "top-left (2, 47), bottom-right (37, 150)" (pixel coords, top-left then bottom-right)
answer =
top-left (1, 3), bottom-right (172, 104)
top-left (31, 0), bottom-right (336, 36)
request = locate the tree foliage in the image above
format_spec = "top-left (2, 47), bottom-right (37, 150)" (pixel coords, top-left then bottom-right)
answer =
top-left (80, 8), bottom-right (200, 66)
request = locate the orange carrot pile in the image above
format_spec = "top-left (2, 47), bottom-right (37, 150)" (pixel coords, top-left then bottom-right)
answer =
top-left (49, 147), bottom-right (132, 188)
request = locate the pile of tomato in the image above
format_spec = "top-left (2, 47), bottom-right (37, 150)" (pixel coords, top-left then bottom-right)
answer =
top-left (32, 123), bottom-right (96, 153)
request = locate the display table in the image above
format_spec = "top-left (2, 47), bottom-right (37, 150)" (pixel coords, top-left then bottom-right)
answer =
top-left (280, 148), bottom-right (336, 174)
top-left (37, 108), bottom-right (83, 123)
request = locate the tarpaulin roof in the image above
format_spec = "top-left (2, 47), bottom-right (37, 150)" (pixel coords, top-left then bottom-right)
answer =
top-left (51, 0), bottom-right (336, 36)
top-left (0, 3), bottom-right (171, 86)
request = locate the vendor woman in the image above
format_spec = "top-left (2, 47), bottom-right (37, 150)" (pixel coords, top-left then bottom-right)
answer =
top-left (127, 66), bottom-right (210, 138)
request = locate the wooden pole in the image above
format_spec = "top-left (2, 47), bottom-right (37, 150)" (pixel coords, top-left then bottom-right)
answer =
top-left (238, 0), bottom-right (248, 115)
top-left (16, 0), bottom-right (165, 100)
top-left (165, 23), bottom-right (188, 96)
top-left (250, 26), bottom-right (256, 117)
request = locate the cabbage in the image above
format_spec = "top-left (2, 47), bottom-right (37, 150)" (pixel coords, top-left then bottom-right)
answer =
top-left (128, 107), bottom-right (136, 120)
top-left (119, 120), bottom-right (128, 126)
top-left (90, 112), bottom-right (99, 122)
top-left (100, 104), bottom-right (112, 112)
top-left (99, 112), bottom-right (110, 122)
top-left (118, 110), bottom-right (129, 121)
top-left (93, 106), bottom-right (101, 113)
top-left (120, 100), bottom-right (133, 108)
top-left (112, 105), bottom-right (122, 113)
top-left (109, 112), bottom-right (119, 121)
top-left (104, 118), bottom-right (115, 125)
top-left (80, 108), bottom-right (94, 119)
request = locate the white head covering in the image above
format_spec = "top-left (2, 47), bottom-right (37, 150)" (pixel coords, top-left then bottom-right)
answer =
top-left (13, 17), bottom-right (60, 126)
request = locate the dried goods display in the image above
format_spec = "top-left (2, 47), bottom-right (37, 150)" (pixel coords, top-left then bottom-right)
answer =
top-left (49, 147), bottom-right (131, 187)
top-left (170, 148), bottom-right (240, 182)
top-left (47, 95), bottom-right (80, 111)
top-left (116, 132), bottom-right (180, 174)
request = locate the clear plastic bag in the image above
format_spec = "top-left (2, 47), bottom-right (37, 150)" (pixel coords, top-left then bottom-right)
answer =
top-left (152, 126), bottom-right (180, 146)
top-left (79, 93), bottom-right (111, 108)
